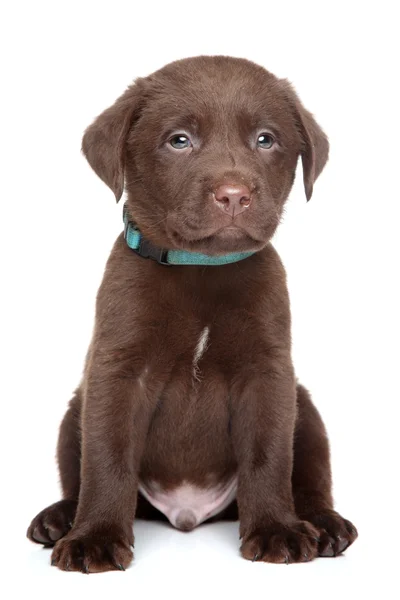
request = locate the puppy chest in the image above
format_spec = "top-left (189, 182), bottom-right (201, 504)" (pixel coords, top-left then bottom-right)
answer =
top-left (139, 324), bottom-right (236, 482)
top-left (142, 359), bottom-right (233, 474)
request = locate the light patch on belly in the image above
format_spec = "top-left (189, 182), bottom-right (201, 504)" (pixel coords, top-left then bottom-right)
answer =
top-left (138, 476), bottom-right (237, 531)
top-left (192, 326), bottom-right (210, 382)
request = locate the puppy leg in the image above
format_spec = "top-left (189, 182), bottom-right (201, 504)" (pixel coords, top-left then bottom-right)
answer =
top-left (27, 390), bottom-right (81, 545)
top-left (231, 358), bottom-right (320, 564)
top-left (51, 367), bottom-right (160, 573)
top-left (292, 384), bottom-right (358, 556)
top-left (57, 388), bottom-right (82, 501)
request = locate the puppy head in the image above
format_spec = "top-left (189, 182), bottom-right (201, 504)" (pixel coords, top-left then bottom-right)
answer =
top-left (83, 56), bottom-right (329, 255)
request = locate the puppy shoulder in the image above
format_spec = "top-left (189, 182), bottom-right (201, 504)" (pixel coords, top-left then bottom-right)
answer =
top-left (255, 243), bottom-right (291, 319)
top-left (259, 243), bottom-right (288, 290)
top-left (95, 233), bottom-right (148, 316)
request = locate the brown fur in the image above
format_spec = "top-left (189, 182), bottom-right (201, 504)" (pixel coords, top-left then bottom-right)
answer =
top-left (27, 56), bottom-right (357, 572)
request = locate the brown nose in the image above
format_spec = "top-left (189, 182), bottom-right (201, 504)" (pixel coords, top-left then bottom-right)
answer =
top-left (214, 184), bottom-right (252, 217)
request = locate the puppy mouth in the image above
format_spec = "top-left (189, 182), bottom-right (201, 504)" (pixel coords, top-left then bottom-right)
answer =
top-left (216, 225), bottom-right (244, 235)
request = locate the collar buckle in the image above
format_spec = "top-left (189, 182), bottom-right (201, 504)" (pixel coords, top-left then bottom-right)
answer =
top-left (123, 206), bottom-right (170, 266)
top-left (134, 237), bottom-right (170, 266)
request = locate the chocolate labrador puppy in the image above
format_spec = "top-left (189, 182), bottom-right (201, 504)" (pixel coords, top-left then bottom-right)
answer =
top-left (27, 56), bottom-right (357, 572)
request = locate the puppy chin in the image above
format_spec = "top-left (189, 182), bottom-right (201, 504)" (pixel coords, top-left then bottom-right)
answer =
top-left (169, 227), bottom-right (266, 256)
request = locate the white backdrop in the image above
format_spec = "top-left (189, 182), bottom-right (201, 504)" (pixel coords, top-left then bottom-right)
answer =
top-left (1, 0), bottom-right (399, 597)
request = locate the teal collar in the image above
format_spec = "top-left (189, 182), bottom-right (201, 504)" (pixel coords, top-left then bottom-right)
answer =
top-left (123, 205), bottom-right (255, 266)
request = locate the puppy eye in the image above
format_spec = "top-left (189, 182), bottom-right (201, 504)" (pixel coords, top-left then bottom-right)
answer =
top-left (169, 134), bottom-right (192, 149)
top-left (257, 133), bottom-right (275, 149)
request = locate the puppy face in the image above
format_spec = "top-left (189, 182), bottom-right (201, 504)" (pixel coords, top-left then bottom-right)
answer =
top-left (83, 56), bottom-right (329, 255)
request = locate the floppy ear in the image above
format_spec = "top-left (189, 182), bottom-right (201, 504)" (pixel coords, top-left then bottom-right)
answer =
top-left (284, 83), bottom-right (330, 201)
top-left (82, 81), bottom-right (144, 202)
top-left (298, 105), bottom-right (330, 201)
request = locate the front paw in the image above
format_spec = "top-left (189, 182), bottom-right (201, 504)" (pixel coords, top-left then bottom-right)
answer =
top-left (51, 526), bottom-right (133, 573)
top-left (241, 520), bottom-right (319, 564)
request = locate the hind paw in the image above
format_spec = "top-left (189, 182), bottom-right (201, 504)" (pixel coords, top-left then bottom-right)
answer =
top-left (304, 510), bottom-right (358, 557)
top-left (27, 500), bottom-right (77, 545)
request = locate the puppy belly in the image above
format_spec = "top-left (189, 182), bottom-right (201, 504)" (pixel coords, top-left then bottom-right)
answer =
top-left (138, 476), bottom-right (237, 530)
